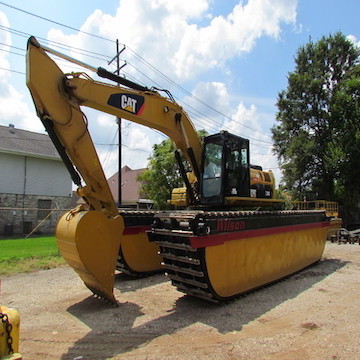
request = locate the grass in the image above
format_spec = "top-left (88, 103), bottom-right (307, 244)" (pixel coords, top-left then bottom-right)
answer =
top-left (0, 236), bottom-right (66, 276)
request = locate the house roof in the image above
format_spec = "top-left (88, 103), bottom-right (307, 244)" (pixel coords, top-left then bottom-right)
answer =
top-left (0, 124), bottom-right (60, 159)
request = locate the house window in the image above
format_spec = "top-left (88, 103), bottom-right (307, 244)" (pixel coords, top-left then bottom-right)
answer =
top-left (37, 199), bottom-right (52, 220)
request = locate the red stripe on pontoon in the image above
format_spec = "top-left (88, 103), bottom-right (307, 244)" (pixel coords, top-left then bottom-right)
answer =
top-left (123, 225), bottom-right (151, 235)
top-left (190, 221), bottom-right (330, 249)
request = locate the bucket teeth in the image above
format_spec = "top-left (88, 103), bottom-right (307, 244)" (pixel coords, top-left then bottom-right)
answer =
top-left (85, 284), bottom-right (119, 306)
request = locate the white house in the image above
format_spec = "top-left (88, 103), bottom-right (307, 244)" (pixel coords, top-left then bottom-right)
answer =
top-left (0, 124), bottom-right (74, 235)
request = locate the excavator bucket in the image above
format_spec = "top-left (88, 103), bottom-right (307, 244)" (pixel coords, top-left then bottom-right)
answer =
top-left (26, 37), bottom-right (124, 302)
top-left (56, 210), bottom-right (124, 303)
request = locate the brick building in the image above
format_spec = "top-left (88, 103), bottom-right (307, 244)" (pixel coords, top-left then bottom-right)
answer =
top-left (0, 124), bottom-right (74, 235)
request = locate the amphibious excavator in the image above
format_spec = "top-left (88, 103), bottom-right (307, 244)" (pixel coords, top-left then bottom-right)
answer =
top-left (26, 37), bottom-right (330, 304)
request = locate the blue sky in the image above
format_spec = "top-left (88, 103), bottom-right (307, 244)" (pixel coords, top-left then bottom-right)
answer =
top-left (0, 0), bottom-right (359, 184)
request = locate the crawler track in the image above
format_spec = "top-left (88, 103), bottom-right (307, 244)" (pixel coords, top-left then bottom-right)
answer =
top-left (156, 234), bottom-right (217, 302)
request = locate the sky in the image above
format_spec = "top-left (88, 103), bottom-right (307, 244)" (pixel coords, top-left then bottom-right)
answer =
top-left (0, 0), bottom-right (359, 186)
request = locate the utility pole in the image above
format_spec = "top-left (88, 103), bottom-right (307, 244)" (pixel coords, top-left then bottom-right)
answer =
top-left (108, 39), bottom-right (126, 206)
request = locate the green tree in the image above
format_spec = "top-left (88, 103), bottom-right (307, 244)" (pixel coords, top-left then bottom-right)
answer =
top-left (138, 130), bottom-right (208, 209)
top-left (331, 64), bottom-right (360, 221)
top-left (272, 33), bottom-right (360, 216)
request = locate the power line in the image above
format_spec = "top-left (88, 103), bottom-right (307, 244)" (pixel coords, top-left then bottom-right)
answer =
top-left (0, 48), bottom-right (23, 57)
top-left (96, 143), bottom-right (152, 157)
top-left (123, 62), bottom-right (221, 133)
top-left (0, 42), bottom-right (25, 52)
top-left (0, 44), bottom-right (106, 74)
top-left (0, 63), bottom-right (273, 150)
top-left (0, 1), bottom-right (115, 43)
top-left (119, 62), bottom-right (227, 136)
top-left (0, 25), bottom-right (112, 62)
top-left (100, 126), bottom-right (118, 173)
top-left (0, 66), bottom-right (24, 75)
top-left (0, 51), bottom-right (90, 74)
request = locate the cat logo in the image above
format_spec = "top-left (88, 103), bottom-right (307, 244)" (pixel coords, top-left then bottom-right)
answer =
top-left (107, 93), bottom-right (145, 115)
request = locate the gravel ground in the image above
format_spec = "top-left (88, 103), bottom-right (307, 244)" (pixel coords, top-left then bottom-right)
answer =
top-left (2, 242), bottom-right (360, 360)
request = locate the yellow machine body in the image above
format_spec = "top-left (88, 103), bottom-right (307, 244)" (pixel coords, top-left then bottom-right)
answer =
top-left (25, 37), bottom-right (335, 304)
top-left (0, 306), bottom-right (20, 359)
top-left (120, 231), bottom-right (161, 273)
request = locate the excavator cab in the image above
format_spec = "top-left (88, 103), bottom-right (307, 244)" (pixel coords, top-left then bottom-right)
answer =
top-left (200, 131), bottom-right (250, 205)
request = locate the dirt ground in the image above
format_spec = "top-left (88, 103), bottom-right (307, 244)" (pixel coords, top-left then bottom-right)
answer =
top-left (2, 242), bottom-right (360, 360)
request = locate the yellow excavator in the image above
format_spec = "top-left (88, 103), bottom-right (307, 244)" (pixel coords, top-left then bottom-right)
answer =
top-left (26, 37), bottom-right (330, 304)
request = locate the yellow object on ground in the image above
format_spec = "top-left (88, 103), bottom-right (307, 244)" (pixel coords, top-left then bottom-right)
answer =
top-left (0, 306), bottom-right (21, 359)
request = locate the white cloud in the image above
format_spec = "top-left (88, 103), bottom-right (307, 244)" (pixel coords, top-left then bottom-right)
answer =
top-left (47, 0), bottom-right (298, 81)
top-left (0, 12), bottom-right (42, 132)
top-left (347, 34), bottom-right (360, 48)
top-left (0, 85), bottom-right (42, 132)
top-left (126, 125), bottom-right (153, 153)
top-left (0, 11), bottom-right (11, 80)
top-left (224, 102), bottom-right (260, 135)
top-left (172, 0), bottom-right (297, 78)
top-left (228, 116), bottom-right (280, 184)
top-left (183, 81), bottom-right (272, 139)
top-left (221, 92), bottom-right (281, 182)
top-left (96, 113), bottom-right (116, 128)
top-left (182, 81), bottom-right (230, 133)
top-left (194, 81), bottom-right (230, 110)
